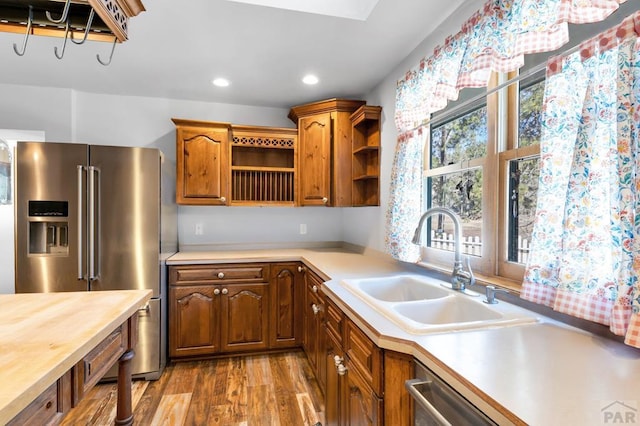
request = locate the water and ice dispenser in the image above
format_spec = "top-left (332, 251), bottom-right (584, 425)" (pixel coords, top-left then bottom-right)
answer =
top-left (28, 201), bottom-right (69, 255)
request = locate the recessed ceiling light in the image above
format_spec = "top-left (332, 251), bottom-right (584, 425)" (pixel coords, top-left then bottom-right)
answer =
top-left (212, 78), bottom-right (230, 87)
top-left (302, 75), bottom-right (319, 85)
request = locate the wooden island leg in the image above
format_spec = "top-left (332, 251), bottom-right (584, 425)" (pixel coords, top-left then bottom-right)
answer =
top-left (115, 313), bottom-right (139, 426)
top-left (115, 349), bottom-right (135, 426)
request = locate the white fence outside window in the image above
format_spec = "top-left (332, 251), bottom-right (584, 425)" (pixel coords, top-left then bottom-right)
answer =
top-left (430, 231), bottom-right (531, 264)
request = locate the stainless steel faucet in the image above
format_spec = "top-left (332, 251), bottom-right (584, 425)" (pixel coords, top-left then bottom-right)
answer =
top-left (412, 207), bottom-right (475, 292)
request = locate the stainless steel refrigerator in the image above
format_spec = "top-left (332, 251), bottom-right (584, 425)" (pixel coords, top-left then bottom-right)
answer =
top-left (14, 141), bottom-right (177, 380)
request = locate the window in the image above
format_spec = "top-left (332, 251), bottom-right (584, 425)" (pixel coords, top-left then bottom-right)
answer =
top-left (418, 2), bottom-right (639, 286)
top-left (422, 74), bottom-right (542, 282)
top-left (424, 106), bottom-right (486, 258)
top-left (421, 87), bottom-right (495, 275)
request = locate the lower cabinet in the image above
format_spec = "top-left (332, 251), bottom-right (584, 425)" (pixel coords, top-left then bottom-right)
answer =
top-left (269, 263), bottom-right (304, 348)
top-left (169, 262), bottom-right (301, 359)
top-left (303, 269), bottom-right (327, 390)
top-left (320, 290), bottom-right (413, 426)
top-left (168, 261), bottom-right (412, 424)
top-left (343, 361), bottom-right (383, 426)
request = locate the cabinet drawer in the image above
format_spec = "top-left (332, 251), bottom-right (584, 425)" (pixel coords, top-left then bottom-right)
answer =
top-left (345, 319), bottom-right (383, 396)
top-left (325, 297), bottom-right (344, 345)
top-left (169, 264), bottom-right (269, 285)
top-left (79, 326), bottom-right (127, 394)
top-left (7, 381), bottom-right (60, 426)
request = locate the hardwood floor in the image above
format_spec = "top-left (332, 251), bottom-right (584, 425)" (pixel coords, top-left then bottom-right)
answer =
top-left (62, 351), bottom-right (325, 426)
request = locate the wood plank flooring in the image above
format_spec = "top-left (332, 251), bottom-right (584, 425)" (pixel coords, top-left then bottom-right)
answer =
top-left (61, 351), bottom-right (325, 426)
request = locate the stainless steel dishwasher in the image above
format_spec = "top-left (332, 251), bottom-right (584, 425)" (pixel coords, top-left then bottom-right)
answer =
top-left (406, 360), bottom-right (497, 425)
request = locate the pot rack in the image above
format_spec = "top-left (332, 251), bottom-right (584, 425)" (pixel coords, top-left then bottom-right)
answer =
top-left (0, 0), bottom-right (144, 65)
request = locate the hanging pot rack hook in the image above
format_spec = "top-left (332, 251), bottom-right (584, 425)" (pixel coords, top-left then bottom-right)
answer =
top-left (54, 17), bottom-right (71, 59)
top-left (13, 5), bottom-right (33, 56)
top-left (97, 37), bottom-right (117, 66)
top-left (46, 0), bottom-right (72, 24)
top-left (71, 9), bottom-right (95, 45)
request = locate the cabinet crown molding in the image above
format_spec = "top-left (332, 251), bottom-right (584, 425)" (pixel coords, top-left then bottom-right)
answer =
top-left (171, 118), bottom-right (232, 129)
top-left (288, 98), bottom-right (366, 123)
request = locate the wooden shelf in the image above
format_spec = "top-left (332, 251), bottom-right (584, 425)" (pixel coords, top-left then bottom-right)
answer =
top-left (353, 174), bottom-right (379, 181)
top-left (231, 166), bottom-right (294, 173)
top-left (353, 146), bottom-right (379, 155)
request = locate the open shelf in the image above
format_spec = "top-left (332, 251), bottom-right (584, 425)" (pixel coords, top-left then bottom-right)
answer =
top-left (230, 125), bottom-right (297, 206)
top-left (350, 105), bottom-right (382, 206)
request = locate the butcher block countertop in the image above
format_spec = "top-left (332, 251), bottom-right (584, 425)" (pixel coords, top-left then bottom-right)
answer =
top-left (0, 289), bottom-right (152, 424)
top-left (169, 247), bottom-right (640, 426)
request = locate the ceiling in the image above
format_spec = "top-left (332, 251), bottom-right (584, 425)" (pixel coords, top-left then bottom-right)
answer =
top-left (0, 0), bottom-right (467, 109)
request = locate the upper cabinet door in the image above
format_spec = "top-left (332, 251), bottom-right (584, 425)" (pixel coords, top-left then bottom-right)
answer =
top-left (173, 119), bottom-right (230, 205)
top-left (298, 113), bottom-right (332, 206)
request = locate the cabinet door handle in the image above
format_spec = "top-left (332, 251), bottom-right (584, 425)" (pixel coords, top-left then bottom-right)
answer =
top-left (220, 196), bottom-right (226, 203)
top-left (217, 272), bottom-right (225, 279)
top-left (298, 266), bottom-right (305, 273)
top-left (213, 288), bottom-right (221, 296)
top-left (312, 285), bottom-right (318, 293)
top-left (221, 288), bottom-right (229, 295)
top-left (333, 355), bottom-right (344, 366)
top-left (322, 197), bottom-right (328, 204)
top-left (337, 363), bottom-right (348, 376)
top-left (312, 303), bottom-right (320, 315)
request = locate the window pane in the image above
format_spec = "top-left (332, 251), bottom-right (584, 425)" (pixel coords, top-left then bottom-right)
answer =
top-left (426, 169), bottom-right (483, 256)
top-left (507, 157), bottom-right (539, 264)
top-left (430, 106), bottom-right (487, 168)
top-left (518, 80), bottom-right (544, 147)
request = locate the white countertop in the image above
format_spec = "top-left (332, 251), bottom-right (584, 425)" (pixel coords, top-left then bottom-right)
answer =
top-left (168, 248), bottom-right (640, 425)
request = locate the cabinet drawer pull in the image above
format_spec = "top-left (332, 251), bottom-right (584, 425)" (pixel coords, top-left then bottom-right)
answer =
top-left (334, 355), bottom-right (344, 366)
top-left (298, 266), bottom-right (305, 273)
top-left (220, 196), bottom-right (226, 203)
top-left (221, 288), bottom-right (229, 295)
top-left (214, 288), bottom-right (221, 295)
top-left (322, 197), bottom-right (328, 204)
top-left (312, 304), bottom-right (320, 315)
top-left (217, 272), bottom-right (225, 279)
top-left (312, 285), bottom-right (318, 293)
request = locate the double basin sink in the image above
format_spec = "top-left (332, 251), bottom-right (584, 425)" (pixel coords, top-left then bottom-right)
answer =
top-left (340, 275), bottom-right (538, 334)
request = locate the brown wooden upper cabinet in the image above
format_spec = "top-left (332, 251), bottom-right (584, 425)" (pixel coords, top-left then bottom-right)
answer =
top-left (173, 99), bottom-right (381, 207)
top-left (173, 118), bottom-right (230, 205)
top-left (288, 98), bottom-right (366, 207)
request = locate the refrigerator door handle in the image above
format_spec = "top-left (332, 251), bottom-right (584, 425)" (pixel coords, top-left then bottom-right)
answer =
top-left (88, 166), bottom-right (101, 282)
top-left (77, 165), bottom-right (85, 280)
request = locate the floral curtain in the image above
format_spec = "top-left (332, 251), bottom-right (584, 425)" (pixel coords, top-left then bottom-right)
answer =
top-left (387, 0), bottom-right (627, 263)
top-left (394, 0), bottom-right (627, 134)
top-left (522, 13), bottom-right (640, 348)
top-left (385, 128), bottom-right (425, 262)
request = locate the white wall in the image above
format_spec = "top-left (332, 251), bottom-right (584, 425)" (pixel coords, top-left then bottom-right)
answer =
top-left (341, 0), bottom-right (486, 252)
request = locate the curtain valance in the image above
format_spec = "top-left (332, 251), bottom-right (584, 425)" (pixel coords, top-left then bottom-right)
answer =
top-left (395, 0), bottom-right (627, 134)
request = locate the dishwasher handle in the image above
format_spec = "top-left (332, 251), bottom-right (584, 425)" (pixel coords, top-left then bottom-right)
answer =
top-left (405, 379), bottom-right (452, 426)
